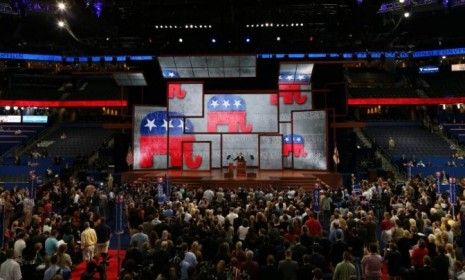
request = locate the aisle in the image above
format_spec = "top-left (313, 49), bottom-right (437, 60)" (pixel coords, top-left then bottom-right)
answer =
top-left (71, 249), bottom-right (126, 280)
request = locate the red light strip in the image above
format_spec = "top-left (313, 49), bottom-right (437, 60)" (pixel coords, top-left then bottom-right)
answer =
top-left (0, 100), bottom-right (127, 108)
top-left (347, 97), bottom-right (465, 106)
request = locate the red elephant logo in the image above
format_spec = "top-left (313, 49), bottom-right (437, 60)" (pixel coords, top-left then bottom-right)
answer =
top-left (207, 95), bottom-right (252, 132)
top-left (167, 84), bottom-right (186, 99)
top-left (282, 134), bottom-right (308, 158)
top-left (138, 111), bottom-right (202, 169)
top-left (270, 86), bottom-right (308, 105)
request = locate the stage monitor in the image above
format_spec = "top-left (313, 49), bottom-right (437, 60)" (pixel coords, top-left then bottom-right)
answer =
top-left (292, 110), bottom-right (327, 170)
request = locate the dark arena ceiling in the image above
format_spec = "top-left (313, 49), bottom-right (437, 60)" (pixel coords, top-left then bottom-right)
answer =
top-left (0, 0), bottom-right (465, 54)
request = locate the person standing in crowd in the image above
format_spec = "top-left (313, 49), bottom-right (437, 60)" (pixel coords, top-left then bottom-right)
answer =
top-left (45, 230), bottom-right (59, 257)
top-left (278, 250), bottom-right (299, 280)
top-left (0, 249), bottom-right (22, 280)
top-left (81, 222), bottom-right (97, 262)
top-left (95, 217), bottom-right (111, 258)
top-left (333, 251), bottom-right (356, 280)
top-left (361, 244), bottom-right (382, 280)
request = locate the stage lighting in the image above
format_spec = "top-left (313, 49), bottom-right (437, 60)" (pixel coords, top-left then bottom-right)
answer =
top-left (178, 38), bottom-right (183, 43)
top-left (403, 11), bottom-right (410, 17)
top-left (57, 20), bottom-right (65, 28)
top-left (245, 37), bottom-right (251, 43)
top-left (211, 38), bottom-right (216, 43)
top-left (276, 36), bottom-right (281, 41)
top-left (5, 106), bottom-right (10, 110)
top-left (399, 0), bottom-right (405, 3)
top-left (442, 55), bottom-right (447, 59)
top-left (57, 2), bottom-right (66, 11)
top-left (13, 106), bottom-right (18, 110)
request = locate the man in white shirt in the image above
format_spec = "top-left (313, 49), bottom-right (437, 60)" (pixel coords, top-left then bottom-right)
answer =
top-left (226, 208), bottom-right (238, 224)
top-left (0, 249), bottom-right (22, 280)
top-left (13, 233), bottom-right (26, 260)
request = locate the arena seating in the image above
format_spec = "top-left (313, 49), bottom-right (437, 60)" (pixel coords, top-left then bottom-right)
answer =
top-left (422, 72), bottom-right (465, 97)
top-left (0, 124), bottom-right (46, 155)
top-left (41, 123), bottom-right (115, 157)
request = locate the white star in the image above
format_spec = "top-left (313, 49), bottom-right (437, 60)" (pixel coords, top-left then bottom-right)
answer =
top-left (222, 100), bottom-right (230, 108)
top-left (210, 100), bottom-right (219, 108)
top-left (233, 100), bottom-right (241, 108)
top-left (297, 75), bottom-right (305, 80)
top-left (286, 75), bottom-right (293, 80)
top-left (168, 120), bottom-right (174, 128)
top-left (177, 119), bottom-right (184, 129)
top-left (144, 119), bottom-right (156, 131)
top-left (168, 72), bottom-right (175, 77)
top-left (296, 137), bottom-right (301, 142)
top-left (278, 75), bottom-right (283, 80)
top-left (161, 119), bottom-right (168, 130)
top-left (284, 137), bottom-right (290, 142)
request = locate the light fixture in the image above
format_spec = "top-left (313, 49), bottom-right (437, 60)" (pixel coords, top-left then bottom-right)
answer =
top-left (211, 38), bottom-right (216, 43)
top-left (155, 25), bottom-right (158, 29)
top-left (106, 37), bottom-right (110, 41)
top-left (178, 38), bottom-right (183, 43)
top-left (57, 20), bottom-right (65, 28)
top-left (276, 36), bottom-right (281, 41)
top-left (5, 106), bottom-right (10, 110)
top-left (245, 37), bottom-right (251, 43)
top-left (442, 55), bottom-right (447, 59)
top-left (403, 11), bottom-right (410, 18)
top-left (246, 24), bottom-right (249, 27)
top-left (57, 2), bottom-right (66, 11)
top-left (399, 0), bottom-right (405, 3)
top-left (13, 106), bottom-right (18, 110)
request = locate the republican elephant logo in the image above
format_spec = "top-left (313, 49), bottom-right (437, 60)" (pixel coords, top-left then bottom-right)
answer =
top-left (207, 95), bottom-right (252, 132)
top-left (167, 83), bottom-right (186, 99)
top-left (138, 111), bottom-right (202, 169)
top-left (283, 134), bottom-right (308, 158)
top-left (270, 86), bottom-right (308, 105)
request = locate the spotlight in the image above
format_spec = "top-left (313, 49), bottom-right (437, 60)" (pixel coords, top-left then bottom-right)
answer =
top-left (174, 25), bottom-right (177, 29)
top-left (251, 24), bottom-right (254, 27)
top-left (260, 24), bottom-right (264, 27)
top-left (169, 25), bottom-right (172, 28)
top-left (399, 0), bottom-right (405, 3)
top-left (106, 37), bottom-right (110, 41)
top-left (403, 11), bottom-right (410, 18)
top-left (57, 2), bottom-right (66, 11)
top-left (160, 26), bottom-right (164, 29)
top-left (178, 38), bottom-right (183, 43)
top-left (190, 24), bottom-right (193, 28)
top-left (155, 25), bottom-right (158, 29)
top-left (5, 106), bottom-right (10, 110)
top-left (246, 24), bottom-right (249, 27)
top-left (442, 55), bottom-right (447, 59)
top-left (291, 23), bottom-right (294, 26)
top-left (211, 38), bottom-right (216, 43)
top-left (199, 25), bottom-right (203, 28)
top-left (185, 25), bottom-right (189, 28)
top-left (270, 23), bottom-right (273, 27)
top-left (245, 37), bottom-right (251, 43)
top-left (208, 25), bottom-right (212, 28)
top-left (276, 36), bottom-right (281, 41)
top-left (300, 23), bottom-right (304, 26)
top-left (13, 106), bottom-right (18, 110)
top-left (265, 23), bottom-right (269, 27)
top-left (57, 20), bottom-right (65, 28)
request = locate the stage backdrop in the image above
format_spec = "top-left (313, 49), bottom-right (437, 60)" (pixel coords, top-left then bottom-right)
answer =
top-left (133, 78), bottom-right (328, 170)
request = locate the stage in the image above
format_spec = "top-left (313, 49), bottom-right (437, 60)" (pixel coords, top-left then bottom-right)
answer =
top-left (121, 169), bottom-right (342, 190)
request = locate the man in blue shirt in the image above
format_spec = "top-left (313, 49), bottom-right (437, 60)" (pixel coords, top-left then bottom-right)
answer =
top-left (44, 230), bottom-right (59, 257)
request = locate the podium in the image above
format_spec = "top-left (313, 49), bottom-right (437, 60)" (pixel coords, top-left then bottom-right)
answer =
top-left (236, 161), bottom-right (247, 177)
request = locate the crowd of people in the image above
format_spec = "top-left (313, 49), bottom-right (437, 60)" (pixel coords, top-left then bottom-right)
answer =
top-left (0, 170), bottom-right (463, 280)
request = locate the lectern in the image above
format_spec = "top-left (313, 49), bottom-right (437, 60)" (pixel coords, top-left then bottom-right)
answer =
top-left (237, 161), bottom-right (247, 177)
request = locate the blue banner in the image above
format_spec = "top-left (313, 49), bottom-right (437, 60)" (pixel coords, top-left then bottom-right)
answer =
top-left (114, 196), bottom-right (124, 234)
top-left (312, 187), bottom-right (321, 212)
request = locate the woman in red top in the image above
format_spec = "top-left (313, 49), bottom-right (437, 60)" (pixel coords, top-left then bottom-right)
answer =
top-left (411, 239), bottom-right (429, 268)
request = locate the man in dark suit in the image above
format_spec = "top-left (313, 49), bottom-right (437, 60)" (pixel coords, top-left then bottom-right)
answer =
top-left (415, 255), bottom-right (437, 280)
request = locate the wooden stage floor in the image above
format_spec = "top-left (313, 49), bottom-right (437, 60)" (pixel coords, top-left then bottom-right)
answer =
top-left (122, 169), bottom-right (342, 189)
